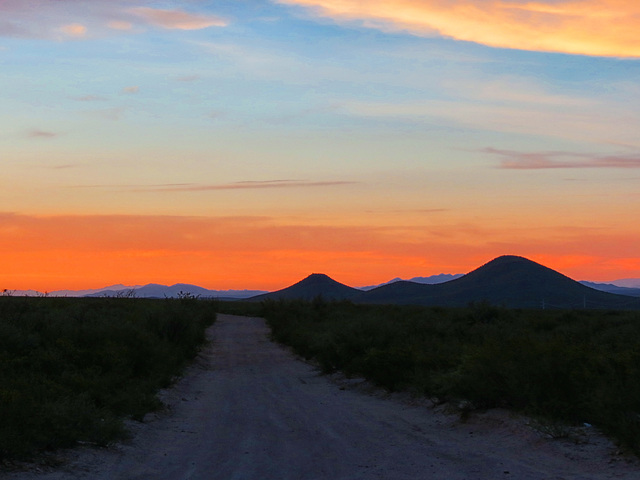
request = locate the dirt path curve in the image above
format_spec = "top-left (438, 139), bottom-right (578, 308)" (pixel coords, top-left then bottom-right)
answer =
top-left (4, 314), bottom-right (638, 480)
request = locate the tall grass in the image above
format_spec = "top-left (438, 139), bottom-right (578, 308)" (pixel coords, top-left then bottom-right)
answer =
top-left (260, 298), bottom-right (640, 452)
top-left (0, 296), bottom-right (217, 460)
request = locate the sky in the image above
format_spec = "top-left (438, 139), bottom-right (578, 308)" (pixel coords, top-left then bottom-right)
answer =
top-left (1, 0), bottom-right (640, 291)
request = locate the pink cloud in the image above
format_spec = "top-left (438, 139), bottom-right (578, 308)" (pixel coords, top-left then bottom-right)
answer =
top-left (107, 20), bottom-right (133, 31)
top-left (484, 147), bottom-right (640, 169)
top-left (0, 1), bottom-right (227, 40)
top-left (27, 129), bottom-right (58, 139)
top-left (129, 7), bottom-right (227, 30)
top-left (76, 179), bottom-right (358, 192)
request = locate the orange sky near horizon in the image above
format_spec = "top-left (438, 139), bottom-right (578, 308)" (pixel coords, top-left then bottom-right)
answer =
top-left (2, 212), bottom-right (639, 292)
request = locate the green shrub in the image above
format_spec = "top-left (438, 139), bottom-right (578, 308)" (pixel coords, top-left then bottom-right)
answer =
top-left (0, 296), bottom-right (217, 460)
top-left (258, 300), bottom-right (640, 453)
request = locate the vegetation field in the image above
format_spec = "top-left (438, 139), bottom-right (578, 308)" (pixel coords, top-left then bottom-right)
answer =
top-left (251, 298), bottom-right (640, 452)
top-left (0, 296), bottom-right (217, 461)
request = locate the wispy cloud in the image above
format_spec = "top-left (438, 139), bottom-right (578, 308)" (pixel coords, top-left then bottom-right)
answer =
top-left (143, 180), bottom-right (357, 192)
top-left (48, 164), bottom-right (81, 170)
top-left (175, 74), bottom-right (201, 82)
top-left (0, 1), bottom-right (227, 40)
top-left (27, 129), bottom-right (58, 139)
top-left (73, 179), bottom-right (358, 192)
top-left (74, 95), bottom-right (107, 102)
top-left (484, 147), bottom-right (640, 169)
top-left (121, 86), bottom-right (139, 94)
top-left (84, 107), bottom-right (126, 121)
top-left (107, 20), bottom-right (133, 31)
top-left (0, 1), bottom-right (107, 39)
top-left (339, 98), bottom-right (640, 147)
top-left (129, 7), bottom-right (227, 31)
top-left (279, 0), bottom-right (640, 57)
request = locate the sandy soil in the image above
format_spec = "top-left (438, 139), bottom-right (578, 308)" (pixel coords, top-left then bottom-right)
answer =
top-left (3, 314), bottom-right (639, 480)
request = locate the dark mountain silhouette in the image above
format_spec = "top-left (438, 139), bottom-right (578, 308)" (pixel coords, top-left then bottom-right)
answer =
top-left (58, 255), bottom-right (638, 309)
top-left (249, 273), bottom-right (361, 302)
top-left (250, 256), bottom-right (640, 309)
top-left (359, 255), bottom-right (640, 309)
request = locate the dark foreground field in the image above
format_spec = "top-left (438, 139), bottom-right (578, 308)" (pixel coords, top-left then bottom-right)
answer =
top-left (247, 299), bottom-right (640, 453)
top-left (3, 295), bottom-right (640, 475)
top-left (4, 315), bottom-right (638, 480)
top-left (0, 296), bottom-right (217, 461)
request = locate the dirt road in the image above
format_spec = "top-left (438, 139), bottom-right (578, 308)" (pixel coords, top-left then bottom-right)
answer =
top-left (4, 314), bottom-right (638, 479)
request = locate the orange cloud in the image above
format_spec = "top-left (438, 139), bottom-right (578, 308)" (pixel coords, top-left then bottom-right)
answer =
top-left (59, 23), bottom-right (87, 37)
top-left (129, 7), bottom-right (227, 30)
top-left (279, 0), bottom-right (640, 57)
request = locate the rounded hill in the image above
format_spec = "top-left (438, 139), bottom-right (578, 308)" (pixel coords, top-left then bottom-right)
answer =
top-left (360, 256), bottom-right (640, 309)
top-left (250, 273), bottom-right (361, 302)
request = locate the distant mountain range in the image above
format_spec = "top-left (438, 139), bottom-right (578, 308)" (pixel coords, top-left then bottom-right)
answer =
top-left (252, 256), bottom-right (640, 309)
top-left (579, 281), bottom-right (640, 298)
top-left (6, 284), bottom-right (268, 300)
top-left (606, 278), bottom-right (640, 289)
top-left (84, 283), bottom-right (268, 300)
top-left (5, 255), bottom-right (640, 308)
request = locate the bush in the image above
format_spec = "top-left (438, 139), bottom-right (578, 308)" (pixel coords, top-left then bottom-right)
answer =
top-left (0, 296), bottom-right (217, 460)
top-left (257, 300), bottom-right (640, 453)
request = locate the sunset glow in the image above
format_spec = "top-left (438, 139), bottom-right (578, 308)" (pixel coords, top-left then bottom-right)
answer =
top-left (1, 0), bottom-right (639, 291)
top-left (280, 0), bottom-right (640, 57)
